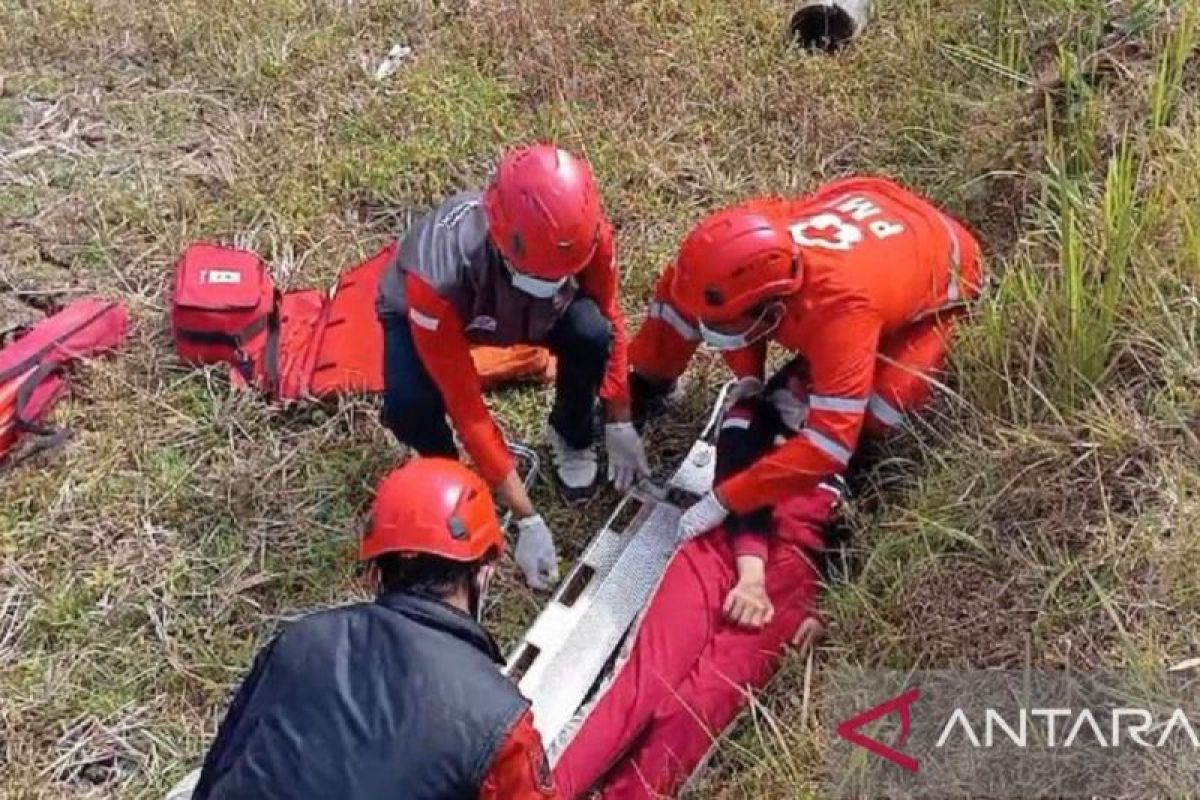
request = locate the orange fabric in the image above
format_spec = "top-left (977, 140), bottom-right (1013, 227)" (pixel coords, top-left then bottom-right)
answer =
top-left (472, 346), bottom-right (556, 389)
top-left (479, 711), bottom-right (559, 800)
top-left (309, 244), bottom-right (395, 396)
top-left (630, 177), bottom-right (984, 514)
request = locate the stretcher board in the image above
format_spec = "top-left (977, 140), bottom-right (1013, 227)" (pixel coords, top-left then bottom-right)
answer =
top-left (504, 383), bottom-right (734, 759)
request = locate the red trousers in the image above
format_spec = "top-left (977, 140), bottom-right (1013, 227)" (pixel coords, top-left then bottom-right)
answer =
top-left (552, 486), bottom-right (839, 799)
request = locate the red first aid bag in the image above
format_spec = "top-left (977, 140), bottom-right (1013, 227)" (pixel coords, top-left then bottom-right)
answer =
top-left (0, 297), bottom-right (129, 461)
top-left (171, 243), bottom-right (276, 366)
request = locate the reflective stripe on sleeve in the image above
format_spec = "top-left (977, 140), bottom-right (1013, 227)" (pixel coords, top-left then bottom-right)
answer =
top-left (721, 416), bottom-right (752, 431)
top-left (803, 428), bottom-right (853, 464)
top-left (648, 300), bottom-right (700, 341)
top-left (809, 394), bottom-right (868, 413)
top-left (409, 308), bottom-right (440, 331)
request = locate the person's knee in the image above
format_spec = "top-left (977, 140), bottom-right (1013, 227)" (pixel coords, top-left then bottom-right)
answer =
top-left (558, 298), bottom-right (613, 366)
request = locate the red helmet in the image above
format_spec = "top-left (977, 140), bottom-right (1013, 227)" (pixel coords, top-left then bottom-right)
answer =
top-left (483, 143), bottom-right (604, 279)
top-left (360, 458), bottom-right (504, 564)
top-left (670, 203), bottom-right (802, 323)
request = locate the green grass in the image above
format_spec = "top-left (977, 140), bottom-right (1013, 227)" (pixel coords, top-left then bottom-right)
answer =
top-left (1, 0), bottom-right (1198, 797)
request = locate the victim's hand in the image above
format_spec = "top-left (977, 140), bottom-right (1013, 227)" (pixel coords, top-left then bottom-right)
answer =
top-left (723, 576), bottom-right (774, 629)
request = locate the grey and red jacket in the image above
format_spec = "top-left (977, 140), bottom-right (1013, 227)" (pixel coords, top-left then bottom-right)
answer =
top-left (192, 592), bottom-right (558, 800)
top-left (377, 191), bottom-right (630, 483)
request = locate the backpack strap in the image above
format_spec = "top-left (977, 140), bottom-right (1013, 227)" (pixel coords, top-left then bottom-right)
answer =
top-left (0, 363), bottom-right (72, 470)
top-left (231, 291), bottom-right (283, 399)
top-left (15, 361), bottom-right (63, 435)
top-left (262, 299), bottom-right (281, 396)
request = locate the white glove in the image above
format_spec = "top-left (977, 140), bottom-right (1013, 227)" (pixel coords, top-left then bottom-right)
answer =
top-left (605, 422), bottom-right (650, 492)
top-left (726, 376), bottom-right (764, 410)
top-left (515, 514), bottom-right (560, 591)
top-left (678, 491), bottom-right (729, 541)
top-left (770, 387), bottom-right (809, 432)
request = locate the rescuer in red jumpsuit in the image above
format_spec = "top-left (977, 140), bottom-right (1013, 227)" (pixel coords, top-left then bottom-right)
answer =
top-left (633, 176), bottom-right (983, 543)
top-left (553, 176), bottom-right (984, 797)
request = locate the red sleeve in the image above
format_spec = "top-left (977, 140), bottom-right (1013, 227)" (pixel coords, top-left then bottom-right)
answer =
top-left (404, 273), bottom-right (514, 485)
top-left (722, 341), bottom-right (768, 380)
top-left (577, 221), bottom-right (630, 404)
top-left (479, 710), bottom-right (558, 800)
top-left (718, 309), bottom-right (880, 514)
top-left (628, 263), bottom-right (702, 382)
top-left (731, 530), bottom-right (770, 560)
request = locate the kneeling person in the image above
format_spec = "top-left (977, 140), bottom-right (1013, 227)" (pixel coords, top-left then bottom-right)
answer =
top-left (192, 458), bottom-right (558, 800)
top-left (630, 176), bottom-right (984, 540)
top-left (378, 143), bottom-right (648, 591)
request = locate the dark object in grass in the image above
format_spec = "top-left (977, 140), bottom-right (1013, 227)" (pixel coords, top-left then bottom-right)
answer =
top-left (789, 0), bottom-right (870, 52)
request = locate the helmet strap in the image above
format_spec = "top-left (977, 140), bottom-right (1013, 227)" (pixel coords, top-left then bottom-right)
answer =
top-left (469, 562), bottom-right (497, 622)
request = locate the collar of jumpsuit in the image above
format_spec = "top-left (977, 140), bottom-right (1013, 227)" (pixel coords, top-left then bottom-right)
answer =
top-left (698, 301), bottom-right (786, 350)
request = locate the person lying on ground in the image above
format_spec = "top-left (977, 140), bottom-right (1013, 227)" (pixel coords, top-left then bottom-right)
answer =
top-left (627, 176), bottom-right (984, 542)
top-left (552, 381), bottom-right (843, 799)
top-left (191, 458), bottom-right (559, 800)
top-left (376, 142), bottom-right (649, 591)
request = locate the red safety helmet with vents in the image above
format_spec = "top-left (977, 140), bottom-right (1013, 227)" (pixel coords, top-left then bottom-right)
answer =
top-left (360, 458), bottom-right (504, 564)
top-left (670, 202), bottom-right (803, 323)
top-left (483, 143), bottom-right (604, 280)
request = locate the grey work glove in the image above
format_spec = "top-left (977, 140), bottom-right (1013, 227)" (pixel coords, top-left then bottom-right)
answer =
top-left (770, 386), bottom-right (810, 432)
top-left (678, 491), bottom-right (730, 541)
top-left (605, 421), bottom-right (650, 492)
top-left (515, 514), bottom-right (560, 591)
top-left (726, 376), bottom-right (765, 411)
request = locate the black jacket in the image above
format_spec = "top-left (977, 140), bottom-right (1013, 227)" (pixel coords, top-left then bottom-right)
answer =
top-left (193, 592), bottom-right (529, 800)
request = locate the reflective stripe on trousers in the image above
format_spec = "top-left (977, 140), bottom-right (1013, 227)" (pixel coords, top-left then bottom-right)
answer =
top-left (867, 393), bottom-right (906, 428)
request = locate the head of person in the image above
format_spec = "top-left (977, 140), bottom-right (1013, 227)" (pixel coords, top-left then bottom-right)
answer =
top-left (669, 204), bottom-right (802, 351)
top-left (359, 458), bottom-right (505, 620)
top-left (483, 142), bottom-right (604, 299)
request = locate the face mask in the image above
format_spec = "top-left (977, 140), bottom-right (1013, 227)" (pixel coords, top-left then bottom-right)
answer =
top-left (506, 261), bottom-right (570, 299)
top-left (469, 563), bottom-right (497, 622)
top-left (698, 302), bottom-right (785, 351)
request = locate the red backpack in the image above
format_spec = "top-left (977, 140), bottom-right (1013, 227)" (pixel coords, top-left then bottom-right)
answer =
top-left (171, 243), bottom-right (276, 367)
top-left (0, 298), bottom-right (129, 461)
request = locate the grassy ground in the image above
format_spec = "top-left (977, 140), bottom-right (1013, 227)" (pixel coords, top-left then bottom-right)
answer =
top-left (1, 0), bottom-right (1197, 797)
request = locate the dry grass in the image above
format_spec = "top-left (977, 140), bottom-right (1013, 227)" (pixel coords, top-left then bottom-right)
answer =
top-left (1, 1), bottom-right (1197, 798)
